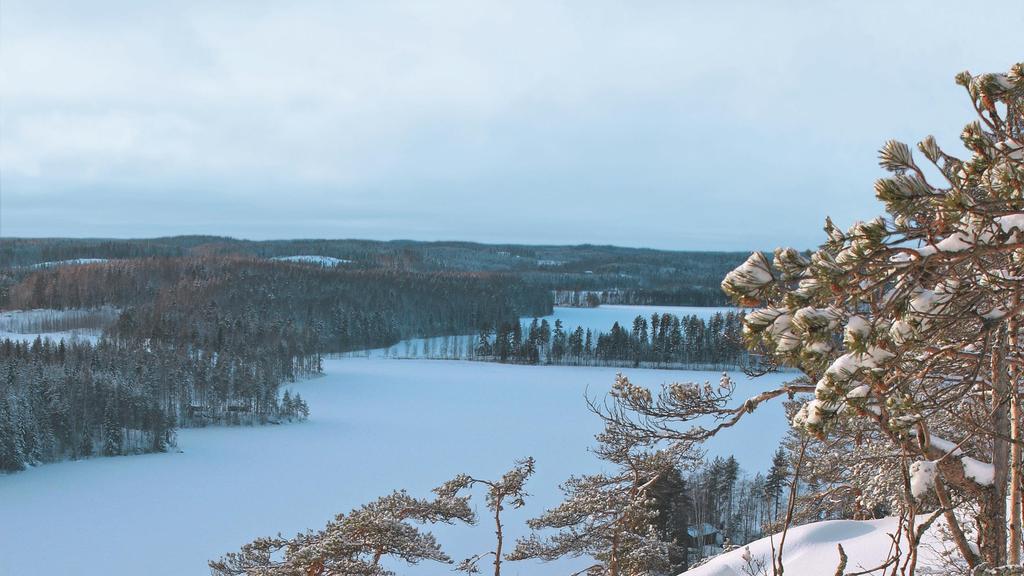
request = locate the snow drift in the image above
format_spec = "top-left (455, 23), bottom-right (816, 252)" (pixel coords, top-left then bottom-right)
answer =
top-left (682, 516), bottom-right (945, 576)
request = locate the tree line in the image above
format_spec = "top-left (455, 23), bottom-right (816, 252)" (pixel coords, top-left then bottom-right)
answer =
top-left (0, 335), bottom-right (313, 472)
top-left (464, 311), bottom-right (746, 370)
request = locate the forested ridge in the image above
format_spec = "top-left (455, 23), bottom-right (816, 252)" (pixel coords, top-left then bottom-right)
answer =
top-left (8, 256), bottom-right (550, 351)
top-left (0, 238), bottom-right (748, 307)
top-left (0, 255), bottom-right (552, 471)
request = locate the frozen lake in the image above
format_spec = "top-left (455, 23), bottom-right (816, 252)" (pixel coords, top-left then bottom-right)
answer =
top-left (0, 306), bottom-right (791, 576)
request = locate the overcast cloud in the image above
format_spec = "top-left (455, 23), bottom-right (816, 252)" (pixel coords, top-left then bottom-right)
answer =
top-left (1, 0), bottom-right (1021, 249)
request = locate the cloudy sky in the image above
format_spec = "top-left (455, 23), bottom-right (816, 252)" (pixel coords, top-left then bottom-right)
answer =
top-left (1, 1), bottom-right (1020, 250)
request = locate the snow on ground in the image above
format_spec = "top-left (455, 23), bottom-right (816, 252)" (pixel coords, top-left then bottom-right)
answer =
top-left (0, 307), bottom-right (116, 344)
top-left (0, 329), bottom-right (101, 344)
top-left (271, 255), bottom-right (352, 266)
top-left (26, 258), bottom-right (109, 269)
top-left (682, 515), bottom-right (947, 575)
top-left (0, 307), bottom-right (113, 328)
top-left (0, 358), bottom-right (790, 576)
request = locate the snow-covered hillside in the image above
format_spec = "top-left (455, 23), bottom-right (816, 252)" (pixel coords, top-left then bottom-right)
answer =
top-left (271, 255), bottom-right (351, 266)
top-left (682, 516), bottom-right (946, 576)
top-left (27, 258), bottom-right (109, 269)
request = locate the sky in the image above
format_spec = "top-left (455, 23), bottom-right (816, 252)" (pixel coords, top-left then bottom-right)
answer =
top-left (1, 1), bottom-right (1021, 250)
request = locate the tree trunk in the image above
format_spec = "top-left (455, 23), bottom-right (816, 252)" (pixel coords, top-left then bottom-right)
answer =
top-left (493, 507), bottom-right (503, 576)
top-left (1011, 307), bottom-right (1023, 566)
top-left (985, 331), bottom-right (1010, 566)
top-left (1011, 381), bottom-right (1022, 565)
top-left (934, 475), bottom-right (980, 568)
top-left (609, 529), bottom-right (619, 576)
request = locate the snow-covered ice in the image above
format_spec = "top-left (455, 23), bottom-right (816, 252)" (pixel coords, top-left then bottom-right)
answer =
top-left (0, 357), bottom-right (790, 576)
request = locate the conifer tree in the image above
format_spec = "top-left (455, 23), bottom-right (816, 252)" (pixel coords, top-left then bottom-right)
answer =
top-left (763, 447), bottom-right (789, 523)
top-left (210, 481), bottom-right (476, 576)
top-left (446, 458), bottom-right (536, 576)
top-left (647, 466), bottom-right (691, 573)
top-left (510, 376), bottom-right (702, 575)
top-left (720, 64), bottom-right (1024, 569)
top-left (476, 324), bottom-right (493, 358)
top-left (102, 396), bottom-right (122, 456)
top-left (589, 63), bottom-right (1024, 571)
top-left (0, 397), bottom-right (25, 471)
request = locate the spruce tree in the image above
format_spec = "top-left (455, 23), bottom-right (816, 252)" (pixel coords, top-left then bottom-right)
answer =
top-left (102, 396), bottom-right (122, 457)
top-left (0, 397), bottom-right (25, 472)
top-left (763, 447), bottom-right (789, 522)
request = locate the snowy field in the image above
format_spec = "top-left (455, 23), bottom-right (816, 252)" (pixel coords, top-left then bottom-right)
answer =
top-left (0, 358), bottom-right (791, 576)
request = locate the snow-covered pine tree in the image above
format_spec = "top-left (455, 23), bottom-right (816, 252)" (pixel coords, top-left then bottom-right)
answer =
top-left (476, 324), bottom-right (493, 358)
top-left (294, 394), bottom-right (309, 420)
top-left (550, 319), bottom-right (566, 363)
top-left (780, 400), bottom-right (906, 527)
top-left (101, 394), bottom-right (122, 457)
top-left (581, 63), bottom-right (1023, 573)
top-left (442, 457), bottom-right (536, 576)
top-left (509, 387), bottom-right (701, 576)
top-left (281, 390), bottom-right (293, 421)
top-left (719, 63), bottom-right (1024, 570)
top-left (0, 396), bottom-right (25, 471)
top-left (209, 481), bottom-right (475, 576)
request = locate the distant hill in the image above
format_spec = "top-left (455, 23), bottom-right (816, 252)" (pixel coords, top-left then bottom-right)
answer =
top-left (1, 237), bottom-right (755, 306)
